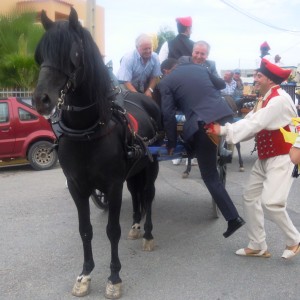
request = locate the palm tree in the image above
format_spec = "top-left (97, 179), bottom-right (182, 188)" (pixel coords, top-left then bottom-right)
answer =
top-left (0, 11), bottom-right (44, 89)
top-left (155, 26), bottom-right (176, 54)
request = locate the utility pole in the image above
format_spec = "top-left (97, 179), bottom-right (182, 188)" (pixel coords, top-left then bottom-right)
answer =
top-left (86, 0), bottom-right (96, 38)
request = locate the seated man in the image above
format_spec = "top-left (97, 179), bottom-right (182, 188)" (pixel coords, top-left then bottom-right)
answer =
top-left (232, 69), bottom-right (244, 99)
top-left (117, 34), bottom-right (161, 99)
top-left (221, 70), bottom-right (237, 97)
top-left (221, 71), bottom-right (239, 115)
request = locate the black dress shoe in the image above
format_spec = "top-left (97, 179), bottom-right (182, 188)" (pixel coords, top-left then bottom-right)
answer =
top-left (223, 217), bottom-right (245, 238)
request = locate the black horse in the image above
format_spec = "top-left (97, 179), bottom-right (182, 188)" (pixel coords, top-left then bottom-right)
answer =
top-left (33, 8), bottom-right (162, 299)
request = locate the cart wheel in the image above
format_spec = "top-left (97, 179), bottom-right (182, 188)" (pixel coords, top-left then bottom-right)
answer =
top-left (90, 190), bottom-right (108, 210)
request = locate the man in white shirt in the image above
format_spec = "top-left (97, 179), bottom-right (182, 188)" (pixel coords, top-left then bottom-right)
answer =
top-left (208, 59), bottom-right (300, 259)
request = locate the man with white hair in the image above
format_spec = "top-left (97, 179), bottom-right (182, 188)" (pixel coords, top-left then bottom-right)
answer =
top-left (117, 34), bottom-right (161, 98)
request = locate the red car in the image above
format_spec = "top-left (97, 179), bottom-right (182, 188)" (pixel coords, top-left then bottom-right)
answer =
top-left (0, 97), bottom-right (58, 170)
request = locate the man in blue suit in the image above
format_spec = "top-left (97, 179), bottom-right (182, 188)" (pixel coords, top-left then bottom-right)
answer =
top-left (159, 62), bottom-right (245, 238)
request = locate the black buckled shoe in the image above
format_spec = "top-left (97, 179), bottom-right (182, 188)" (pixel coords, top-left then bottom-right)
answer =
top-left (223, 217), bottom-right (245, 238)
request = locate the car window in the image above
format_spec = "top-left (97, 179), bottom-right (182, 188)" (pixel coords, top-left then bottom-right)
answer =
top-left (20, 98), bottom-right (33, 106)
top-left (18, 108), bottom-right (38, 121)
top-left (0, 102), bottom-right (9, 123)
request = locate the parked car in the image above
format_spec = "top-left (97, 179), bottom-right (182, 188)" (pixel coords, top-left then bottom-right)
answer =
top-left (0, 97), bottom-right (58, 170)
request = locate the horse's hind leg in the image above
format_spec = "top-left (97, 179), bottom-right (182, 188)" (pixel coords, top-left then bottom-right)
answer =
top-left (70, 191), bottom-right (94, 297)
top-left (235, 142), bottom-right (244, 172)
top-left (127, 161), bottom-right (158, 251)
top-left (127, 176), bottom-right (143, 240)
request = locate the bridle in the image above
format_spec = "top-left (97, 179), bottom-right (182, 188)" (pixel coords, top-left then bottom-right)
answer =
top-left (39, 58), bottom-right (123, 141)
top-left (40, 63), bottom-right (98, 113)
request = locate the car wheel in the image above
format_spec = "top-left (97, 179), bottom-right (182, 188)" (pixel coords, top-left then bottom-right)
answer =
top-left (28, 141), bottom-right (58, 171)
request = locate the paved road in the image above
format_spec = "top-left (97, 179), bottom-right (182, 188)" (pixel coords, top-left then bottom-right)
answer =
top-left (1, 139), bottom-right (300, 300)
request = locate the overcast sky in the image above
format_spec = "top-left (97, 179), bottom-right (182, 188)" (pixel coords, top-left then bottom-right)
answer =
top-left (97, 0), bottom-right (300, 74)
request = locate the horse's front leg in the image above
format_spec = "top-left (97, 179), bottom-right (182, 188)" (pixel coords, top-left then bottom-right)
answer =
top-left (105, 186), bottom-right (123, 299)
top-left (70, 188), bottom-right (94, 297)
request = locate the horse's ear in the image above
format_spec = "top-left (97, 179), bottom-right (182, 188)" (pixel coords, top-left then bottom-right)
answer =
top-left (69, 7), bottom-right (80, 30)
top-left (41, 10), bottom-right (54, 31)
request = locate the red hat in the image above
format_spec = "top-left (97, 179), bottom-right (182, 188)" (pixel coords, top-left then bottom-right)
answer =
top-left (260, 41), bottom-right (270, 50)
top-left (257, 58), bottom-right (291, 84)
top-left (176, 16), bottom-right (192, 27)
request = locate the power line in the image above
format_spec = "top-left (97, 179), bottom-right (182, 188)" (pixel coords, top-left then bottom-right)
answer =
top-left (220, 0), bottom-right (300, 34)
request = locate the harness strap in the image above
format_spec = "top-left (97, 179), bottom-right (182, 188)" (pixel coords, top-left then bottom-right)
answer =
top-left (60, 102), bottom-right (98, 112)
top-left (106, 60), bottom-right (123, 106)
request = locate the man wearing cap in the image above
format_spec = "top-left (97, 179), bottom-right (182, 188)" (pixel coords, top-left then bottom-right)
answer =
top-left (260, 41), bottom-right (271, 59)
top-left (158, 17), bottom-right (194, 63)
top-left (208, 58), bottom-right (300, 259)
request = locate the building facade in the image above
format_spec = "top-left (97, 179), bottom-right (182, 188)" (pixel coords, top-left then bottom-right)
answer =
top-left (0, 0), bottom-right (105, 55)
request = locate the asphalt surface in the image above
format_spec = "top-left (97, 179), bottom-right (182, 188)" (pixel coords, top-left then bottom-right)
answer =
top-left (1, 139), bottom-right (300, 300)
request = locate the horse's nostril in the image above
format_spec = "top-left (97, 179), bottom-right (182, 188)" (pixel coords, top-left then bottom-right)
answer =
top-left (41, 94), bottom-right (51, 106)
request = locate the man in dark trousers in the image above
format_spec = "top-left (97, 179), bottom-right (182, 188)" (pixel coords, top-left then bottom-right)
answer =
top-left (159, 62), bottom-right (245, 238)
top-left (158, 16), bottom-right (194, 62)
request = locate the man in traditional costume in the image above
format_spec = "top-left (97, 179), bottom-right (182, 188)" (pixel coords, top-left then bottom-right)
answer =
top-left (208, 58), bottom-right (300, 259)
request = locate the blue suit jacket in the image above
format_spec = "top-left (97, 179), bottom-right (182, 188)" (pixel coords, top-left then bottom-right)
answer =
top-left (158, 63), bottom-right (233, 148)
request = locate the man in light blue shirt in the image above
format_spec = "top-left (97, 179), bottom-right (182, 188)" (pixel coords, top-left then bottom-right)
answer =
top-left (117, 34), bottom-right (161, 98)
top-left (221, 70), bottom-right (237, 96)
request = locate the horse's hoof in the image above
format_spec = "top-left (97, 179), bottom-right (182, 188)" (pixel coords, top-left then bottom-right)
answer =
top-left (105, 280), bottom-right (122, 299)
top-left (182, 172), bottom-right (189, 179)
top-left (71, 275), bottom-right (91, 297)
top-left (127, 224), bottom-right (141, 240)
top-left (239, 167), bottom-right (245, 172)
top-left (143, 238), bottom-right (154, 251)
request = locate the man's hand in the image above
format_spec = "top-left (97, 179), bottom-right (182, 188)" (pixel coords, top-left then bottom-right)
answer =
top-left (205, 122), bottom-right (221, 135)
top-left (145, 89), bottom-right (153, 98)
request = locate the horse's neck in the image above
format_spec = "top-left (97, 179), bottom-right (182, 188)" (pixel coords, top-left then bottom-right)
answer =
top-left (62, 92), bottom-right (99, 130)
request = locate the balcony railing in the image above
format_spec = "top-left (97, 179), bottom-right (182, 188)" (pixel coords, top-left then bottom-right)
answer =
top-left (0, 88), bottom-right (32, 99)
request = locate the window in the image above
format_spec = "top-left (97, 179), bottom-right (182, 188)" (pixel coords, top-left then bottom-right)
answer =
top-left (0, 103), bottom-right (9, 123)
top-left (18, 108), bottom-right (38, 121)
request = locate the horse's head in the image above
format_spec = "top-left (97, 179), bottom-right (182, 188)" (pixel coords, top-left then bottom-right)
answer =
top-left (33, 7), bottom-right (86, 118)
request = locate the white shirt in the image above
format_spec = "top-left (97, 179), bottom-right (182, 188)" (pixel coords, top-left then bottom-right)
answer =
top-left (220, 87), bottom-right (298, 145)
top-left (158, 41), bottom-right (169, 63)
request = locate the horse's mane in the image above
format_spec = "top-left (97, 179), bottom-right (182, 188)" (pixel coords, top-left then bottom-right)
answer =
top-left (35, 20), bottom-right (112, 124)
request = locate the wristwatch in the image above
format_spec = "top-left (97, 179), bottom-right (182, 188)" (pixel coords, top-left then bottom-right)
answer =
top-left (148, 87), bottom-right (153, 93)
